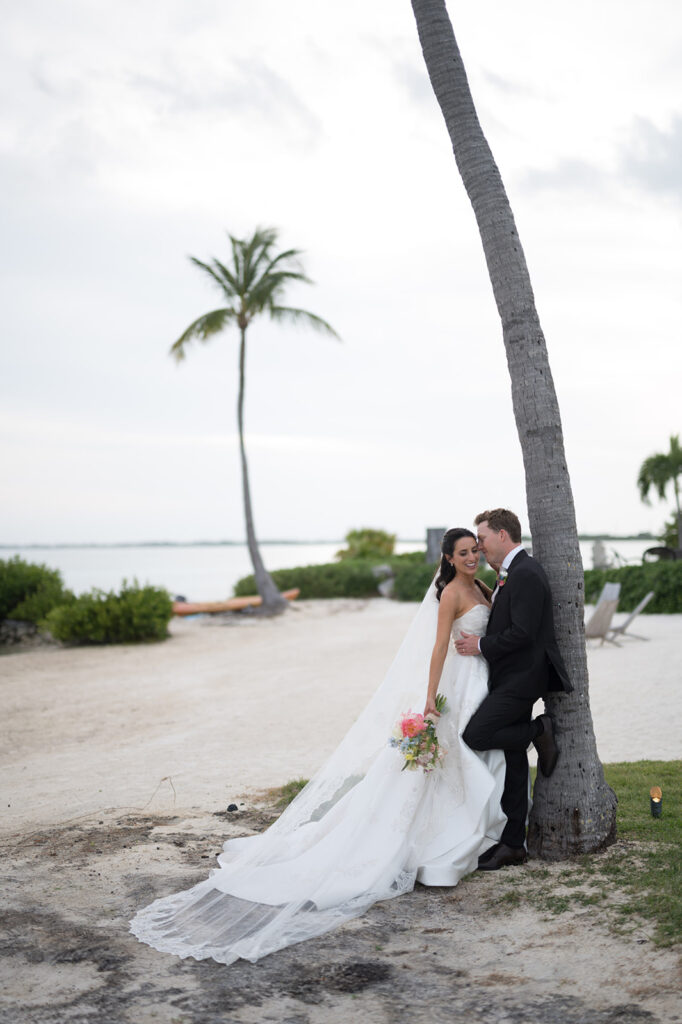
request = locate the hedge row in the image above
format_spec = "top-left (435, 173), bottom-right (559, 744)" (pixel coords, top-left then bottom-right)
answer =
top-left (234, 554), bottom-right (497, 604)
top-left (235, 557), bottom-right (681, 612)
top-left (44, 581), bottom-right (173, 644)
top-left (583, 562), bottom-right (682, 614)
top-left (234, 560), bottom-right (380, 599)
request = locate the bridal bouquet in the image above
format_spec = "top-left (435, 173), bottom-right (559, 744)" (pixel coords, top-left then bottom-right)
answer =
top-left (389, 694), bottom-right (448, 773)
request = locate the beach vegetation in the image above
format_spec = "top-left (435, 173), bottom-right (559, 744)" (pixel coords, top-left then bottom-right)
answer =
top-left (171, 227), bottom-right (339, 616)
top-left (44, 580), bottom-right (172, 644)
top-left (0, 556), bottom-right (72, 624)
top-left (234, 560), bottom-right (380, 600)
top-left (411, 0), bottom-right (616, 857)
top-left (660, 513), bottom-right (680, 550)
top-left (637, 434), bottom-right (682, 550)
top-left (336, 528), bottom-right (396, 561)
top-left (269, 778), bottom-right (309, 809)
top-left (234, 550), bottom-right (437, 600)
top-left (584, 561), bottom-right (682, 614)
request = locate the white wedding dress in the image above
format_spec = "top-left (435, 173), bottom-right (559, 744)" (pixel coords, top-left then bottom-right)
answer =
top-left (130, 591), bottom-right (506, 965)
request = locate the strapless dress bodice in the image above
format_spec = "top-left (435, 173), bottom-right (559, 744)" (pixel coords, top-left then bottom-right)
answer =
top-left (451, 603), bottom-right (489, 641)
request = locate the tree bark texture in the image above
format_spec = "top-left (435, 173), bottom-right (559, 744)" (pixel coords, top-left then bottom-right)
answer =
top-left (238, 327), bottom-right (287, 613)
top-left (411, 0), bottom-right (616, 857)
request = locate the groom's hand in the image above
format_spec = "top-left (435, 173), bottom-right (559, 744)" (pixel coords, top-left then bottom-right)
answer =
top-left (455, 632), bottom-right (480, 656)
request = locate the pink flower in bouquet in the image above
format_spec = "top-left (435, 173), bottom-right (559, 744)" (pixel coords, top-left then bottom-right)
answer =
top-left (400, 712), bottom-right (426, 738)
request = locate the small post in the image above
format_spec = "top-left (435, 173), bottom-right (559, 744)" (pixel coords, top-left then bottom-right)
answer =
top-left (650, 785), bottom-right (662, 818)
top-left (426, 528), bottom-right (445, 564)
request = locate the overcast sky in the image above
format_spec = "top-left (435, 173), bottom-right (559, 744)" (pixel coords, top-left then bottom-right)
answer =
top-left (2, 0), bottom-right (681, 544)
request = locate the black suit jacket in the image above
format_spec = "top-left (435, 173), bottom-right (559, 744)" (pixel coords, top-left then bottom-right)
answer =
top-left (479, 550), bottom-right (572, 700)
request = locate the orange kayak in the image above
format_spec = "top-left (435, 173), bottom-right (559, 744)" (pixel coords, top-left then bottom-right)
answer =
top-left (172, 588), bottom-right (300, 616)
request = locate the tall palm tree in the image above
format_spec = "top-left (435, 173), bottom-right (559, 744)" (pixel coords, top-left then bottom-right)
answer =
top-left (171, 227), bottom-right (339, 614)
top-left (410, 0), bottom-right (616, 857)
top-left (638, 434), bottom-right (682, 549)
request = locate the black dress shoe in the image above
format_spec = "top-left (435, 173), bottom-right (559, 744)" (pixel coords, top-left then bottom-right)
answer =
top-left (533, 713), bottom-right (559, 778)
top-left (477, 843), bottom-right (528, 871)
top-left (477, 843), bottom-right (501, 867)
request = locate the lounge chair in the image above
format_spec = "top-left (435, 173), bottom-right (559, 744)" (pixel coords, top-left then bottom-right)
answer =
top-left (585, 582), bottom-right (621, 646)
top-left (607, 590), bottom-right (654, 642)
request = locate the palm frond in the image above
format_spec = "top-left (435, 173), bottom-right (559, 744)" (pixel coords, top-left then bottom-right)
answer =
top-left (262, 247), bottom-right (305, 279)
top-left (228, 234), bottom-right (244, 289)
top-left (241, 227), bottom-right (278, 292)
top-left (190, 257), bottom-right (237, 299)
top-left (169, 308), bottom-right (237, 361)
top-left (247, 270), bottom-right (311, 313)
top-left (211, 259), bottom-right (240, 296)
top-left (268, 305), bottom-right (341, 339)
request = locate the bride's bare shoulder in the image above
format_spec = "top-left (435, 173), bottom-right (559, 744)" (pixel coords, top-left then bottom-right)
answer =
top-left (440, 578), bottom-right (467, 617)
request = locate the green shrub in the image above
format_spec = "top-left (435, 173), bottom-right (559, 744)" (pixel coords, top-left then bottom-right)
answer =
top-left (0, 557), bottom-right (72, 623)
top-left (336, 528), bottom-right (396, 561)
top-left (44, 580), bottom-right (173, 644)
top-left (660, 514), bottom-right (681, 549)
top-left (233, 561), bottom-right (380, 599)
top-left (392, 561), bottom-right (437, 601)
top-left (584, 561), bottom-right (682, 613)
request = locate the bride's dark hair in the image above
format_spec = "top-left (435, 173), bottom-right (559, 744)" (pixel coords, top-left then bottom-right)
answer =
top-left (435, 528), bottom-right (476, 602)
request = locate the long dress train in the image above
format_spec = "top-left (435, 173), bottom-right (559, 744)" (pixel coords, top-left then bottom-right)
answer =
top-left (130, 597), bottom-right (506, 965)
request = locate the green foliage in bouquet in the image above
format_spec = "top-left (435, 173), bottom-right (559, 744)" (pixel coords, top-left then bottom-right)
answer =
top-left (336, 528), bottom-right (396, 562)
top-left (0, 556), bottom-right (73, 623)
top-left (583, 561), bottom-right (682, 614)
top-left (44, 580), bottom-right (173, 644)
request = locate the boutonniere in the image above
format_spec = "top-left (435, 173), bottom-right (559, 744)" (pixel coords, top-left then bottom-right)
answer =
top-left (496, 568), bottom-right (508, 588)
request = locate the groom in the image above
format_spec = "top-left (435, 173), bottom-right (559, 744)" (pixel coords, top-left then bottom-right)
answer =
top-left (455, 508), bottom-right (572, 871)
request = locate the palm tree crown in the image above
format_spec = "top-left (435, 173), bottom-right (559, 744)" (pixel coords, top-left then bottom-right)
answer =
top-left (170, 227), bottom-right (339, 360)
top-left (637, 434), bottom-right (682, 515)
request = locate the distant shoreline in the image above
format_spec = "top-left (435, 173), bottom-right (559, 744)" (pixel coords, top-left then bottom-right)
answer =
top-left (0, 534), bottom-right (657, 550)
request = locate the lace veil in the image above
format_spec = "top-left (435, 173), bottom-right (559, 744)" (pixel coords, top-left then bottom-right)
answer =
top-left (131, 581), bottom-right (444, 964)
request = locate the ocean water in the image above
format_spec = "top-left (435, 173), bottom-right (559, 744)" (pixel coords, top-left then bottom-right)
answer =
top-left (0, 538), bottom-right (656, 601)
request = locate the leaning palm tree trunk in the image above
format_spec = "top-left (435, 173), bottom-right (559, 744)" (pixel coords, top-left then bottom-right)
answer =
top-left (237, 326), bottom-right (287, 613)
top-left (411, 0), bottom-right (616, 856)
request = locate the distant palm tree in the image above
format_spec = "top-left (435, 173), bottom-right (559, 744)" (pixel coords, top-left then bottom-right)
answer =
top-left (637, 434), bottom-right (682, 549)
top-left (171, 227), bottom-right (339, 613)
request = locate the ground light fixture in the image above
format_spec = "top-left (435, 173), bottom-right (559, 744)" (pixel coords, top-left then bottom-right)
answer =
top-left (649, 785), bottom-right (662, 818)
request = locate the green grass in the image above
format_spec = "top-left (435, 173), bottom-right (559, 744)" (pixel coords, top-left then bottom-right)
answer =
top-left (268, 778), bottom-right (309, 809)
top-left (598, 760), bottom-right (681, 945)
top-left (524, 760), bottom-right (681, 945)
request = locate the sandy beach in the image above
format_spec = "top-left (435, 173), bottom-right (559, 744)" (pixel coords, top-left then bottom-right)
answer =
top-left (1, 598), bottom-right (681, 1024)
top-left (1, 598), bottom-right (680, 832)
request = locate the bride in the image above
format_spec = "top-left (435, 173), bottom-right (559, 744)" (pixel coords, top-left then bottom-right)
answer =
top-left (130, 528), bottom-right (507, 965)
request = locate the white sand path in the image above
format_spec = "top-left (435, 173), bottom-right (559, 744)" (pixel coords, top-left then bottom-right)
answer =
top-left (1, 599), bottom-right (680, 834)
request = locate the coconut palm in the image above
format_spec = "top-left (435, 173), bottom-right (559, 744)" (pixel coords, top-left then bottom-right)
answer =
top-left (637, 434), bottom-right (682, 549)
top-left (171, 227), bottom-right (339, 614)
top-left (410, 0), bottom-right (616, 857)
